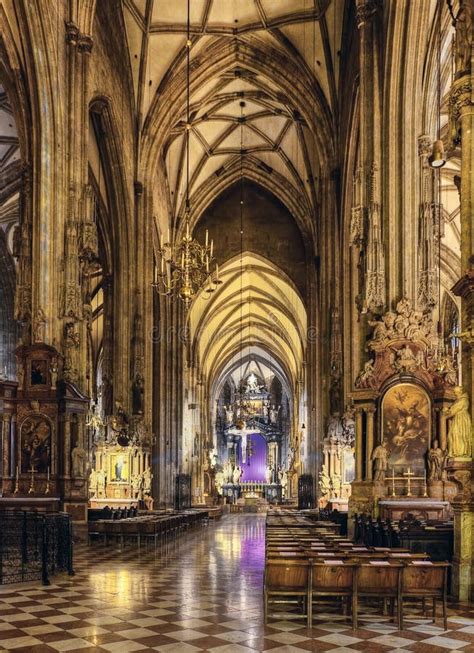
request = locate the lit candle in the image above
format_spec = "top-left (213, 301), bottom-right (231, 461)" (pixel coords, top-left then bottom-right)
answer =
top-left (161, 256), bottom-right (164, 274)
top-left (16, 465), bottom-right (18, 480)
top-left (206, 255), bottom-right (209, 273)
top-left (160, 231), bottom-right (163, 249)
top-left (205, 230), bottom-right (208, 247)
top-left (210, 240), bottom-right (213, 258)
top-left (47, 467), bottom-right (50, 482)
top-left (186, 220), bottom-right (190, 238)
top-left (167, 228), bottom-right (170, 245)
top-left (216, 263), bottom-right (219, 280)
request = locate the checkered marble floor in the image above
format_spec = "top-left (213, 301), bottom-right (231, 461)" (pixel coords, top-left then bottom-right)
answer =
top-left (0, 514), bottom-right (473, 652)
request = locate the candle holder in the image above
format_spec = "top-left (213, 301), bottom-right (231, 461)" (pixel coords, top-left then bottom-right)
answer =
top-left (28, 466), bottom-right (37, 495)
top-left (13, 468), bottom-right (19, 495)
top-left (390, 467), bottom-right (396, 497)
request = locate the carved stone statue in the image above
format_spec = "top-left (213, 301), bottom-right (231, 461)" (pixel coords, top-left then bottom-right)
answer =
top-left (132, 373), bottom-right (144, 415)
top-left (232, 465), bottom-right (242, 485)
top-left (225, 405), bottom-right (234, 425)
top-left (71, 445), bottom-right (87, 478)
top-left (131, 473), bottom-right (142, 498)
top-left (265, 465), bottom-right (273, 484)
top-left (445, 386), bottom-right (472, 458)
top-left (142, 467), bottom-right (152, 495)
top-left (355, 359), bottom-right (375, 388)
top-left (327, 414), bottom-right (343, 442)
top-left (215, 470), bottom-right (224, 495)
top-left (371, 440), bottom-right (389, 481)
top-left (32, 308), bottom-right (47, 343)
top-left (319, 464), bottom-right (331, 497)
top-left (97, 469), bottom-right (106, 497)
top-left (63, 322), bottom-right (80, 384)
top-left (222, 461), bottom-right (231, 483)
top-left (89, 469), bottom-right (98, 496)
top-left (342, 405), bottom-right (356, 446)
top-left (394, 345), bottom-right (418, 373)
top-left (427, 440), bottom-right (446, 481)
top-left (269, 405), bottom-right (280, 425)
top-left (454, 0), bottom-right (472, 75)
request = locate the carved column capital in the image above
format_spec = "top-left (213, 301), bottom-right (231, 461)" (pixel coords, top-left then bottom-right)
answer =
top-left (65, 21), bottom-right (93, 54)
top-left (417, 134), bottom-right (433, 158)
top-left (449, 78), bottom-right (473, 145)
top-left (356, 0), bottom-right (380, 27)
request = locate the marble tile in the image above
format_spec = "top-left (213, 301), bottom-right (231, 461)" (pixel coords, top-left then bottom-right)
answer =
top-left (0, 515), bottom-right (473, 653)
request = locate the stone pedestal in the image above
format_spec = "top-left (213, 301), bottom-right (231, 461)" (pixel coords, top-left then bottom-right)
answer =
top-left (445, 458), bottom-right (474, 600)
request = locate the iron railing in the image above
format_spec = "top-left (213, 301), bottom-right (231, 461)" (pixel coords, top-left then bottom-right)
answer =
top-left (0, 510), bottom-right (74, 585)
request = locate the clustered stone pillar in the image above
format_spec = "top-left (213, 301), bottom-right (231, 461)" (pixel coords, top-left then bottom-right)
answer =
top-left (355, 0), bottom-right (386, 314)
top-left (448, 6), bottom-right (474, 600)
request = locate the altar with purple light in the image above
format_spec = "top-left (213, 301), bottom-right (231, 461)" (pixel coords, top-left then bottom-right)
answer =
top-left (214, 372), bottom-right (290, 505)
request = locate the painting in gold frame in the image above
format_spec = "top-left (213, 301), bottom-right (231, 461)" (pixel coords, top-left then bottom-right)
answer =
top-left (381, 383), bottom-right (430, 471)
top-left (108, 452), bottom-right (129, 483)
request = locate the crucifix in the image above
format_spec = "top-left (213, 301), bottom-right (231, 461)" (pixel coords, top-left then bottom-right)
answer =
top-left (28, 466), bottom-right (37, 495)
top-left (403, 467), bottom-right (415, 497)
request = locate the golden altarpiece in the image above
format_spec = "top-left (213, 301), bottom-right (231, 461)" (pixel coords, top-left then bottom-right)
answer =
top-left (348, 299), bottom-right (471, 529)
top-left (88, 413), bottom-right (153, 509)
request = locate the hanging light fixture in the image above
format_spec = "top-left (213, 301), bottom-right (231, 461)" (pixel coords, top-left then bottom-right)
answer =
top-left (235, 100), bottom-right (246, 432)
top-left (152, 0), bottom-right (220, 308)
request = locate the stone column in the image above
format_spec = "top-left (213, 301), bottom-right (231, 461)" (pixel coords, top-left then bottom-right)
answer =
top-left (2, 414), bottom-right (11, 489)
top-left (365, 407), bottom-right (375, 480)
top-left (355, 408), bottom-right (364, 481)
top-left (448, 16), bottom-right (474, 599)
top-left (355, 0), bottom-right (385, 314)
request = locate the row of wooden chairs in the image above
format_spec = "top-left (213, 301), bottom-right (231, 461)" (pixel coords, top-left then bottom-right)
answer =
top-left (88, 510), bottom-right (209, 548)
top-left (264, 557), bottom-right (449, 630)
top-left (264, 512), bottom-right (450, 631)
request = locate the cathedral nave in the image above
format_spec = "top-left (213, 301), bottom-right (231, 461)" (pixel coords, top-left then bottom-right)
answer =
top-left (0, 0), bottom-right (473, 650)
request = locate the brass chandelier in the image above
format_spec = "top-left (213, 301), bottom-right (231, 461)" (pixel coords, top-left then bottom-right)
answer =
top-left (152, 0), bottom-right (220, 308)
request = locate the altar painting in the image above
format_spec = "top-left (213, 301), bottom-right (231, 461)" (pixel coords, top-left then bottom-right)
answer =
top-left (382, 383), bottom-right (430, 469)
top-left (21, 416), bottom-right (51, 473)
top-left (109, 452), bottom-right (130, 482)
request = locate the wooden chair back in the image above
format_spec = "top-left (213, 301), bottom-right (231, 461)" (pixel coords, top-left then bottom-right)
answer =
top-left (357, 562), bottom-right (402, 594)
top-left (402, 562), bottom-right (448, 594)
top-left (265, 559), bottom-right (310, 591)
top-left (311, 562), bottom-right (356, 591)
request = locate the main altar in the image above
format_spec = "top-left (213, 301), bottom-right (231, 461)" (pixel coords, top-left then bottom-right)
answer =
top-left (213, 372), bottom-right (295, 503)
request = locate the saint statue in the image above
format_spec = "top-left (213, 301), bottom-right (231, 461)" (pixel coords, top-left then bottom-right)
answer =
top-left (454, 0), bottom-right (472, 75)
top-left (427, 440), bottom-right (445, 481)
top-left (445, 386), bottom-right (472, 458)
top-left (222, 461), bottom-right (231, 483)
top-left (97, 469), bottom-right (106, 497)
top-left (215, 470), bottom-right (224, 495)
top-left (319, 464), bottom-right (331, 497)
top-left (371, 440), bottom-right (389, 481)
top-left (225, 405), bottom-right (234, 425)
top-left (89, 469), bottom-right (98, 496)
top-left (232, 465), bottom-right (242, 485)
top-left (265, 465), bottom-right (273, 484)
top-left (269, 405), bottom-right (280, 425)
top-left (71, 445), bottom-right (87, 478)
